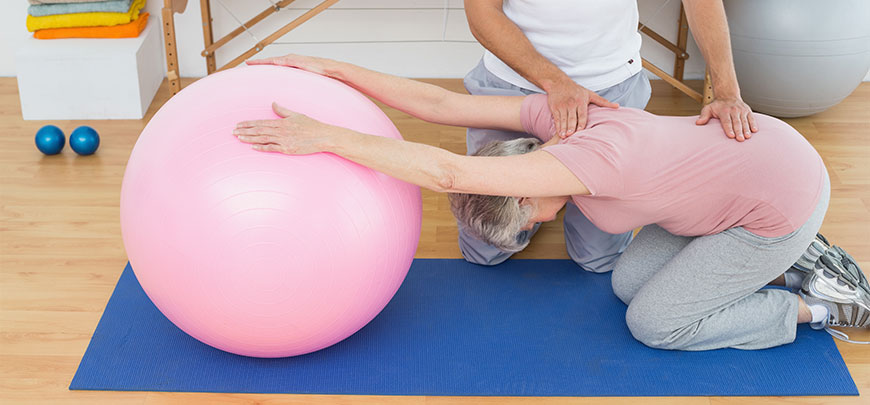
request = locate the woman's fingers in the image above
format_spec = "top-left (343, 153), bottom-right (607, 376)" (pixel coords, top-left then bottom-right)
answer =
top-left (245, 54), bottom-right (332, 76)
top-left (252, 144), bottom-right (283, 152)
top-left (246, 56), bottom-right (283, 66)
top-left (235, 133), bottom-right (279, 144)
top-left (233, 125), bottom-right (279, 136)
top-left (233, 126), bottom-right (281, 142)
top-left (236, 119), bottom-right (281, 129)
top-left (246, 55), bottom-right (303, 67)
top-left (236, 103), bottom-right (298, 130)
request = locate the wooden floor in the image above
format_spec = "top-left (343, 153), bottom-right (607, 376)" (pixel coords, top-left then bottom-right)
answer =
top-left (1, 76), bottom-right (868, 404)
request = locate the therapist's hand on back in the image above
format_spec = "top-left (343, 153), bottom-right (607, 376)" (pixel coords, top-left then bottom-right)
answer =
top-left (545, 76), bottom-right (619, 138)
top-left (696, 96), bottom-right (758, 142)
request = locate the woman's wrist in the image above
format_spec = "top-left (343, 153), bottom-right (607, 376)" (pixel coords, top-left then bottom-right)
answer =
top-left (321, 59), bottom-right (347, 81)
top-left (317, 125), bottom-right (349, 155)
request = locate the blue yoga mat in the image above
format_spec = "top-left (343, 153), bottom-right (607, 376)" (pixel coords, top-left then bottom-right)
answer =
top-left (70, 259), bottom-right (858, 396)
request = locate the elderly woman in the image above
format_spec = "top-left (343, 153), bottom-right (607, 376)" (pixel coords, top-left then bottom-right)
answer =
top-left (233, 55), bottom-right (869, 350)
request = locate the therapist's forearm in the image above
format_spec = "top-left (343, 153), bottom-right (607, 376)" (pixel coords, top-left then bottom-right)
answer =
top-left (465, 0), bottom-right (569, 92)
top-left (682, 0), bottom-right (740, 99)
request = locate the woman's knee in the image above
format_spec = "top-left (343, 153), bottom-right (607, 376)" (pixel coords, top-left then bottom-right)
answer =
top-left (625, 300), bottom-right (675, 349)
top-left (611, 263), bottom-right (636, 305)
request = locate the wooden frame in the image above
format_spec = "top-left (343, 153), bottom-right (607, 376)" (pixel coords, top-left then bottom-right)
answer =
top-left (639, 4), bottom-right (709, 104)
top-left (162, 0), bottom-right (338, 95)
top-left (161, 0), bottom-right (182, 95)
top-left (162, 1), bottom-right (711, 103)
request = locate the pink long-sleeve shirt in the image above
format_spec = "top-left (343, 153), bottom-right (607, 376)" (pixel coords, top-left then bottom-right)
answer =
top-left (520, 94), bottom-right (825, 238)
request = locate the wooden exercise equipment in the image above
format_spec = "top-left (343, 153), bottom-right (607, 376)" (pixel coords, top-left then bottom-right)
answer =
top-left (161, 1), bottom-right (710, 104)
top-left (161, 0), bottom-right (186, 95)
top-left (161, 0), bottom-right (338, 96)
top-left (639, 4), bottom-right (708, 103)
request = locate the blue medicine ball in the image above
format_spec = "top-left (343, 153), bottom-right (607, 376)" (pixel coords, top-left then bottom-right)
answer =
top-left (69, 126), bottom-right (101, 156)
top-left (35, 125), bottom-right (65, 155)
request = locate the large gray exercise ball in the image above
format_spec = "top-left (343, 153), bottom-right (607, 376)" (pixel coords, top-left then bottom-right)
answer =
top-left (724, 0), bottom-right (870, 117)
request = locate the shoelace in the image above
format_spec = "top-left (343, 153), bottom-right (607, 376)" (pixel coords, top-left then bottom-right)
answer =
top-left (825, 327), bottom-right (870, 345)
top-left (811, 315), bottom-right (870, 344)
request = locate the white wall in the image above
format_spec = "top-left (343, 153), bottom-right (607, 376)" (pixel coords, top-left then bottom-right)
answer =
top-left (165, 0), bottom-right (482, 78)
top-left (3, 0), bottom-right (869, 81)
top-left (0, 1), bottom-right (30, 75)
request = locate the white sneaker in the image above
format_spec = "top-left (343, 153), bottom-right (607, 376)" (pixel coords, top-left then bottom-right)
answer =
top-left (800, 246), bottom-right (870, 344)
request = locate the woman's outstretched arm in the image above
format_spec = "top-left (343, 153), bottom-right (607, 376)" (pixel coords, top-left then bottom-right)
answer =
top-left (234, 103), bottom-right (587, 198)
top-left (246, 55), bottom-right (529, 134)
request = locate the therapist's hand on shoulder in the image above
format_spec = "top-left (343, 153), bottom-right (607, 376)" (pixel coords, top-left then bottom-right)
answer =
top-left (695, 96), bottom-right (758, 142)
top-left (545, 77), bottom-right (619, 139)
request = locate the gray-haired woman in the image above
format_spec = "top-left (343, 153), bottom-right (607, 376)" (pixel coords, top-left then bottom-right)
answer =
top-left (233, 55), bottom-right (869, 350)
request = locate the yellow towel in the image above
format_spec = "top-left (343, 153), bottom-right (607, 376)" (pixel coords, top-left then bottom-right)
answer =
top-left (34, 12), bottom-right (149, 39)
top-left (26, 0), bottom-right (145, 32)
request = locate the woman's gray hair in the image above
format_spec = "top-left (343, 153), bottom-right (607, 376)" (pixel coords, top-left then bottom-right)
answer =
top-left (448, 137), bottom-right (542, 253)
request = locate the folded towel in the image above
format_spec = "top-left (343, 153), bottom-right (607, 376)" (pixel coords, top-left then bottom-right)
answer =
top-left (29, 0), bottom-right (109, 4)
top-left (33, 12), bottom-right (148, 39)
top-left (29, 0), bottom-right (134, 17)
top-left (26, 0), bottom-right (145, 32)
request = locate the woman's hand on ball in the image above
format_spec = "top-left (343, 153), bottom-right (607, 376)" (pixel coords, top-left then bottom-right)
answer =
top-left (234, 102), bottom-right (331, 155)
top-left (246, 54), bottom-right (330, 76)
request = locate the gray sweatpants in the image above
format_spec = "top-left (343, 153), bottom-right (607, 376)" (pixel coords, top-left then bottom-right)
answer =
top-left (460, 59), bottom-right (652, 271)
top-left (611, 174), bottom-right (831, 351)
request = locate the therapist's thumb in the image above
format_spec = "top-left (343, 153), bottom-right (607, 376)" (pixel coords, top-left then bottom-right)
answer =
top-left (589, 93), bottom-right (618, 109)
top-left (696, 105), bottom-right (713, 125)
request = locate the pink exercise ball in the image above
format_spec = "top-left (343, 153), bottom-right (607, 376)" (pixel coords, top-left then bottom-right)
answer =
top-left (120, 65), bottom-right (422, 358)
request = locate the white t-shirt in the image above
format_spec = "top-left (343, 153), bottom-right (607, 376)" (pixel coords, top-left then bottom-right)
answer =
top-left (482, 0), bottom-right (642, 92)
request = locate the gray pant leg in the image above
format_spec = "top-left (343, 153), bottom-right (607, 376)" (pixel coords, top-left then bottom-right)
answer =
top-left (624, 177), bottom-right (830, 351)
top-left (561, 71), bottom-right (652, 272)
top-left (611, 224), bottom-right (692, 305)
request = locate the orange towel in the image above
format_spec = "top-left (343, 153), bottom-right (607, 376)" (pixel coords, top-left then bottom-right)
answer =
top-left (33, 12), bottom-right (148, 39)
